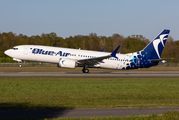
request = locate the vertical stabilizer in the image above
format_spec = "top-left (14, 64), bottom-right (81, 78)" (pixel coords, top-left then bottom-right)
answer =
top-left (142, 29), bottom-right (170, 59)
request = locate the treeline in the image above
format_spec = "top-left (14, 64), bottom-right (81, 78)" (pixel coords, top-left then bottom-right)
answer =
top-left (0, 32), bottom-right (178, 62)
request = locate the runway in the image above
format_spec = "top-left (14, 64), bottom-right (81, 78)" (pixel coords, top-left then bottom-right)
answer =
top-left (1, 107), bottom-right (179, 118)
top-left (0, 71), bottom-right (179, 77)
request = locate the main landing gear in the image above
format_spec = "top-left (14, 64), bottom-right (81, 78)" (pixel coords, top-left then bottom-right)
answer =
top-left (82, 65), bottom-right (89, 73)
top-left (82, 68), bottom-right (89, 73)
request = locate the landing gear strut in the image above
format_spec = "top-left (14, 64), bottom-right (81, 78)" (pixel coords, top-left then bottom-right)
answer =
top-left (82, 65), bottom-right (89, 73)
top-left (18, 62), bottom-right (22, 68)
top-left (18, 60), bottom-right (24, 68)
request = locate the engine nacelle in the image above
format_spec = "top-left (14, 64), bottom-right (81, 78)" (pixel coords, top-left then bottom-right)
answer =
top-left (59, 59), bottom-right (76, 69)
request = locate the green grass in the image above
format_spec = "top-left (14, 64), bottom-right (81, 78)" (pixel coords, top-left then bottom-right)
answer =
top-left (1, 77), bottom-right (179, 109)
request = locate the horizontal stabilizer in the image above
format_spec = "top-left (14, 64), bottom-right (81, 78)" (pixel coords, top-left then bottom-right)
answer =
top-left (148, 58), bottom-right (173, 62)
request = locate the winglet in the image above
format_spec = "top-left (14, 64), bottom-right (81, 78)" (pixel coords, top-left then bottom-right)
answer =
top-left (100, 49), bottom-right (104, 52)
top-left (110, 45), bottom-right (120, 58)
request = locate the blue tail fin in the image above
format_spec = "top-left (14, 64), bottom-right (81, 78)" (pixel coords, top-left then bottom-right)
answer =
top-left (142, 29), bottom-right (170, 59)
top-left (110, 45), bottom-right (120, 58)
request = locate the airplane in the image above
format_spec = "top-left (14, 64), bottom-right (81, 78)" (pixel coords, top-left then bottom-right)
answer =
top-left (4, 29), bottom-right (171, 73)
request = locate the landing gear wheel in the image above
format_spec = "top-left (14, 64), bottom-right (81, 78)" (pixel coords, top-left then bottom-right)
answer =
top-left (82, 68), bottom-right (89, 73)
top-left (85, 69), bottom-right (89, 73)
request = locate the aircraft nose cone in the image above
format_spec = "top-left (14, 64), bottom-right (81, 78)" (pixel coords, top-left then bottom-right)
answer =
top-left (4, 50), bottom-right (8, 55)
top-left (4, 50), bottom-right (10, 56)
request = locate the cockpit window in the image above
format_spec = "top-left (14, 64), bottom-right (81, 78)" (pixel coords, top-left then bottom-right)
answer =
top-left (12, 48), bottom-right (18, 50)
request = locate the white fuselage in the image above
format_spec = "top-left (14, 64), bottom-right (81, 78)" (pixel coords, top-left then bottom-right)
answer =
top-left (5, 45), bottom-right (135, 70)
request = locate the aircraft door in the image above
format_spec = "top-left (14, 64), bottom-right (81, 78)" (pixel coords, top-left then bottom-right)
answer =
top-left (24, 46), bottom-right (28, 55)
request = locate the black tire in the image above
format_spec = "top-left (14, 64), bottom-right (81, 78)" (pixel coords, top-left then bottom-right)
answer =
top-left (82, 68), bottom-right (89, 73)
top-left (82, 69), bottom-right (85, 73)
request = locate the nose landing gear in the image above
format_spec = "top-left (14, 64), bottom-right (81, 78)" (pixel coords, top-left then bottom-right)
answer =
top-left (18, 60), bottom-right (24, 68)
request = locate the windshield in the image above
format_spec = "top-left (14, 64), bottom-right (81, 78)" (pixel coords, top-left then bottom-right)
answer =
top-left (12, 48), bottom-right (18, 50)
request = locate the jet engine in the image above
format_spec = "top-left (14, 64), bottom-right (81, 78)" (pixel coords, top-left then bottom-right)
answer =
top-left (58, 59), bottom-right (76, 69)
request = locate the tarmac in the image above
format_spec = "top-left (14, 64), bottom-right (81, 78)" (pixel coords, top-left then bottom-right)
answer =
top-left (1, 107), bottom-right (179, 119)
top-left (0, 71), bottom-right (179, 77)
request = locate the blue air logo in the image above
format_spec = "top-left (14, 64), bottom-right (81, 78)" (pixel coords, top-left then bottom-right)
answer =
top-left (31, 48), bottom-right (70, 57)
top-left (153, 34), bottom-right (168, 58)
top-left (62, 60), bottom-right (65, 65)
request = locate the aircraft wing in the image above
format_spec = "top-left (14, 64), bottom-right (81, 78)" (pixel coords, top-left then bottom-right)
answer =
top-left (77, 55), bottom-right (111, 64)
top-left (77, 46), bottom-right (120, 65)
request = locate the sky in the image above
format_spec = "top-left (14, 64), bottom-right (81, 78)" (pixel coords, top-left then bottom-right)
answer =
top-left (0, 0), bottom-right (179, 41)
